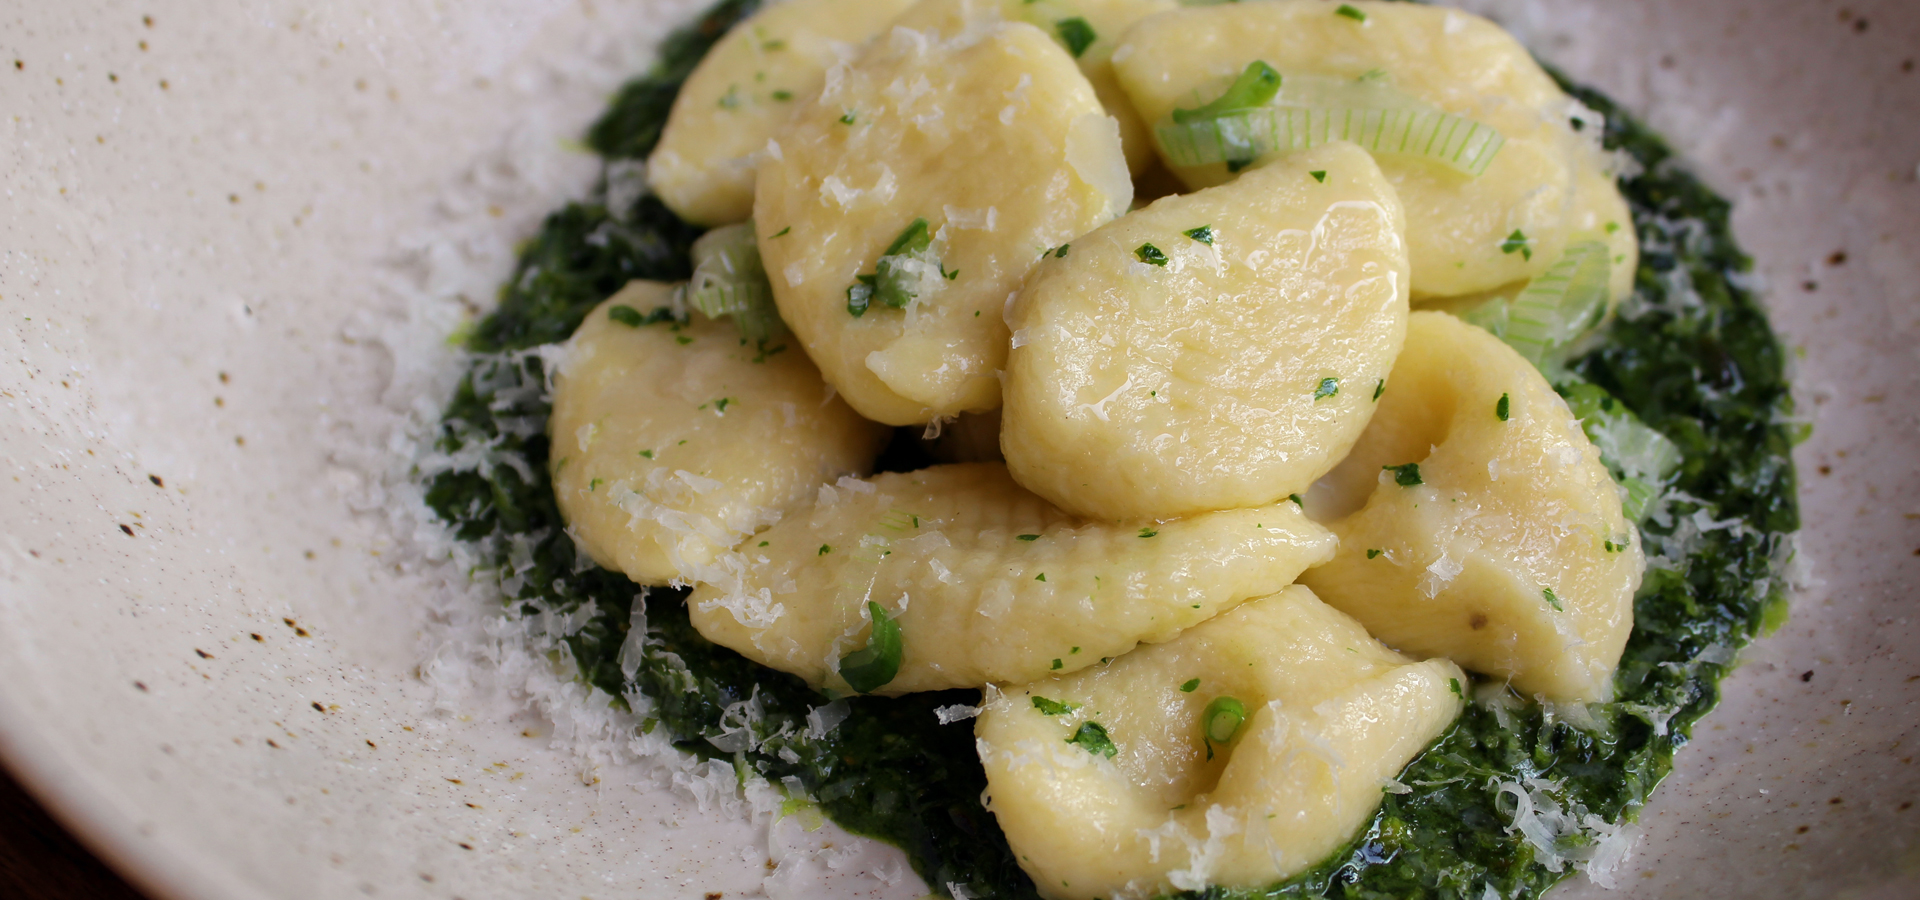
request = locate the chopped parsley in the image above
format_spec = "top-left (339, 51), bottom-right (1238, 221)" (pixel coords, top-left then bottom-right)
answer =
top-left (1384, 463), bottom-right (1423, 486)
top-left (1373, 379), bottom-right (1385, 401)
top-left (818, 544), bottom-right (832, 556)
top-left (1035, 573), bottom-right (1047, 582)
top-left (1134, 243), bottom-right (1169, 266)
top-left (1501, 229), bottom-right (1534, 261)
top-left (1542, 588), bottom-right (1564, 611)
top-left (1049, 658), bottom-right (1063, 670)
top-left (837, 601), bottom-right (902, 693)
top-left (771, 89), bottom-right (793, 101)
top-left (1054, 244), bottom-right (1070, 258)
top-left (1449, 677), bottom-right (1463, 698)
top-left (1137, 527), bottom-right (1158, 538)
top-left (1289, 494), bottom-right (1303, 507)
top-left (1367, 548), bottom-right (1382, 559)
top-left (1066, 722), bottom-right (1117, 758)
top-left (1497, 393), bottom-right (1511, 421)
top-left (1335, 3), bottom-right (1368, 22)
top-left (1309, 170), bottom-right (1328, 183)
top-left (1183, 225), bottom-right (1214, 245)
top-left (1054, 18), bottom-right (1096, 58)
top-left (1179, 678), bottom-right (1201, 693)
top-left (1031, 696), bottom-right (1076, 716)
top-left (771, 226), bottom-right (791, 238)
top-left (639, 449), bottom-right (654, 459)
top-left (1314, 377), bottom-right (1340, 400)
top-left (839, 111), bottom-right (856, 125)
top-left (1017, 534), bottom-right (1040, 541)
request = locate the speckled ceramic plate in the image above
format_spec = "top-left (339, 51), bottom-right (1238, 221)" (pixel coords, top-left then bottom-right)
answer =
top-left (4, 1), bottom-right (1918, 898)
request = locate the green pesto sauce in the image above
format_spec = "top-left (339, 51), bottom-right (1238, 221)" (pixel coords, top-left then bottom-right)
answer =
top-left (420, 2), bottom-right (1799, 896)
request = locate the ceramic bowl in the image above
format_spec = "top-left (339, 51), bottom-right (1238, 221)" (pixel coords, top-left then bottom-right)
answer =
top-left (4, 0), bottom-right (1918, 898)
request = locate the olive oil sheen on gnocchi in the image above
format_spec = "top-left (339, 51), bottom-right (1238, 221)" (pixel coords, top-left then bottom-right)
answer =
top-left (421, 0), bottom-right (1801, 897)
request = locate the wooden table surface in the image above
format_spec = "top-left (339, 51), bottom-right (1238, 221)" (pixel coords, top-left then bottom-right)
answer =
top-left (0, 762), bottom-right (150, 900)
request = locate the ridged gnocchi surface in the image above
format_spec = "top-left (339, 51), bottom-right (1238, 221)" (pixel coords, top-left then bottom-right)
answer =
top-left (549, 283), bottom-right (890, 585)
top-left (646, 0), bottom-right (916, 227)
top-left (1112, 0), bottom-right (1612, 299)
top-left (1002, 142), bottom-right (1409, 521)
top-left (754, 7), bottom-right (1132, 425)
top-left (976, 585), bottom-right (1464, 898)
top-left (686, 463), bottom-right (1335, 693)
top-left (1300, 311), bottom-right (1641, 702)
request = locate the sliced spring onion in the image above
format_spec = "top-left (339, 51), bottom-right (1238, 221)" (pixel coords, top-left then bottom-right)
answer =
top-left (1171, 61), bottom-right (1282, 124)
top-left (1463, 240), bottom-right (1611, 368)
top-left (686, 223), bottom-right (784, 343)
top-left (837, 601), bottom-right (903, 694)
top-left (1156, 104), bottom-right (1506, 176)
top-left (847, 218), bottom-right (940, 317)
top-left (1560, 380), bottom-right (1683, 523)
top-left (1201, 696), bottom-right (1246, 745)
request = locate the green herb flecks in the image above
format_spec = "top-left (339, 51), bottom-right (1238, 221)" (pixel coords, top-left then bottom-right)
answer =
top-left (1180, 678), bottom-right (1201, 693)
top-left (1067, 722), bottom-right (1118, 758)
top-left (1054, 18), bottom-right (1096, 58)
top-left (1497, 393), bottom-right (1511, 421)
top-left (1314, 377), bottom-right (1340, 400)
top-left (1135, 243), bottom-right (1168, 266)
top-left (1385, 463), bottom-right (1423, 486)
top-left (1335, 4), bottom-right (1368, 22)
top-left (1184, 225), bottom-right (1214, 245)
top-left (1309, 170), bottom-right (1327, 183)
top-left (1032, 696), bottom-right (1077, 716)
top-left (1501, 228), bottom-right (1534, 261)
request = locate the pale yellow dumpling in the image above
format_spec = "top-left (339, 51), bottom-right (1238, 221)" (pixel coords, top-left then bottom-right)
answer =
top-left (549, 283), bottom-right (890, 585)
top-left (1300, 311), bottom-right (1641, 702)
top-left (976, 585), bottom-right (1463, 899)
top-left (646, 0), bottom-right (916, 226)
top-left (1112, 0), bottom-right (1607, 298)
top-left (754, 7), bottom-right (1132, 425)
top-left (1001, 142), bottom-right (1408, 522)
top-left (687, 463), bottom-right (1334, 693)
top-left (892, 0), bottom-right (1177, 175)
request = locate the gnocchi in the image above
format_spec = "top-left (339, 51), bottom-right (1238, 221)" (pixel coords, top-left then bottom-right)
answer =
top-left (686, 462), bottom-right (1335, 693)
top-left (1112, 0), bottom-right (1619, 299)
top-left (1002, 142), bottom-right (1409, 521)
top-left (754, 5), bottom-right (1132, 424)
top-left (1299, 311), bottom-right (1640, 702)
top-left (976, 585), bottom-right (1464, 898)
top-left (549, 283), bottom-right (890, 585)
top-left (646, 0), bottom-right (917, 226)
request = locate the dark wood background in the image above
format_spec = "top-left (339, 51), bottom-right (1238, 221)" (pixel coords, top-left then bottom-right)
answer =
top-left (0, 762), bottom-right (149, 900)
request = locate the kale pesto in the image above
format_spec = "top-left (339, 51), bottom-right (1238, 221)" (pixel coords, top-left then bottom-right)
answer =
top-left (418, 4), bottom-right (1798, 896)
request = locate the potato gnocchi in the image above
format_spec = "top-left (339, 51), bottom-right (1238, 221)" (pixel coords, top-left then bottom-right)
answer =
top-left (1300, 311), bottom-right (1641, 702)
top-left (542, 0), bottom-right (1658, 892)
top-left (976, 585), bottom-right (1463, 899)
top-left (647, 0), bottom-right (916, 226)
top-left (753, 4), bottom-right (1132, 424)
top-left (549, 284), bottom-right (890, 585)
top-left (1002, 142), bottom-right (1409, 521)
top-left (688, 462), bottom-right (1335, 693)
top-left (1111, 0), bottom-right (1620, 299)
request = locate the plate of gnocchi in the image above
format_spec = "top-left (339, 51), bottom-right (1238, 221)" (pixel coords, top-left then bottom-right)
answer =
top-left (2, 0), bottom-right (1915, 899)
